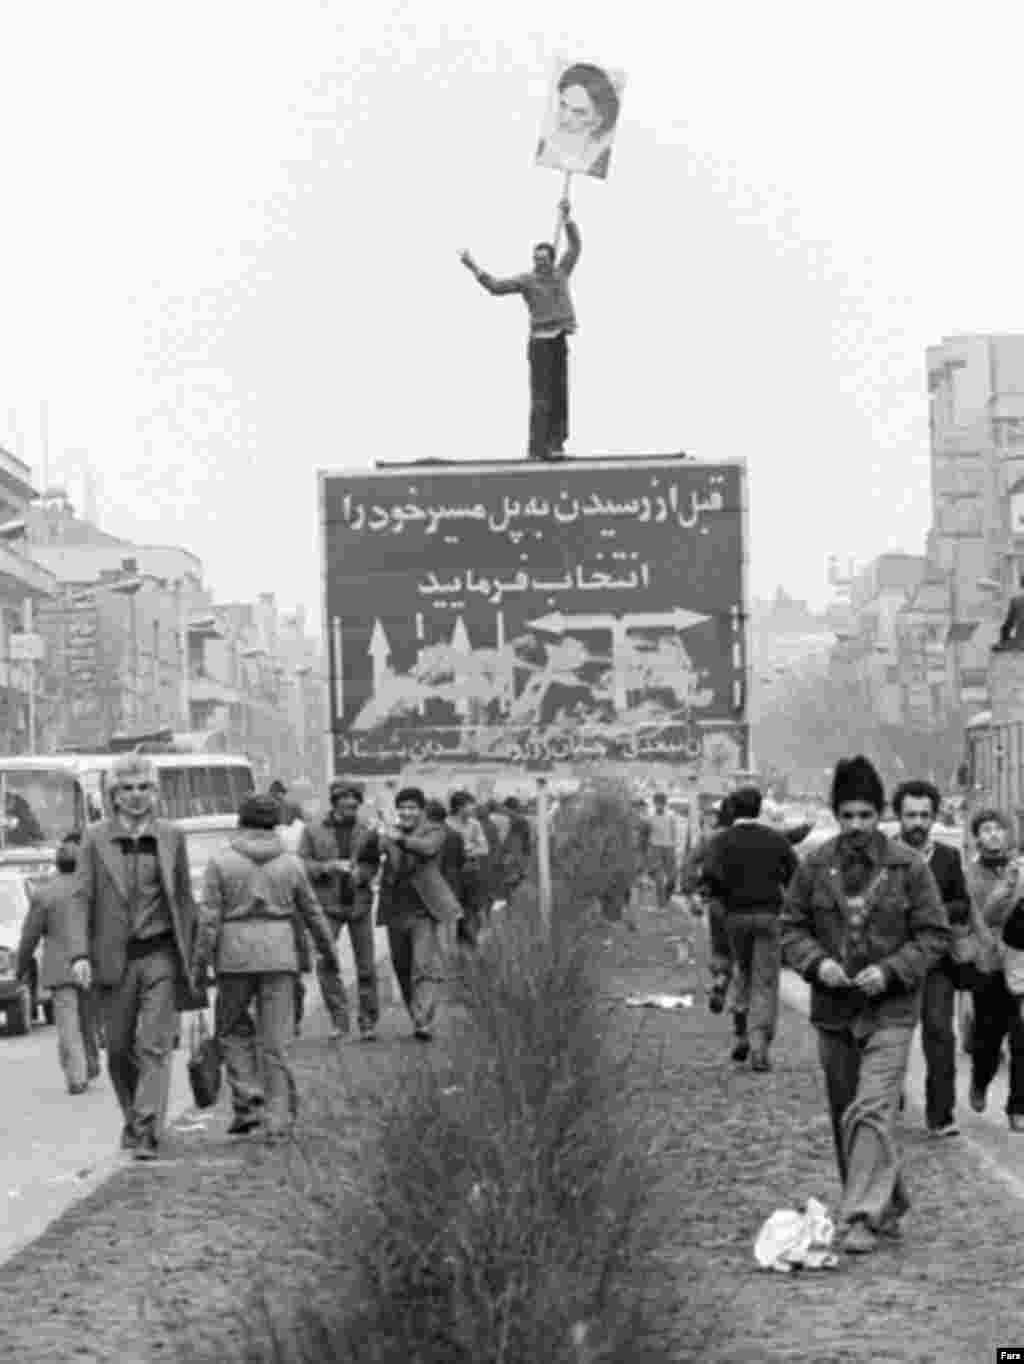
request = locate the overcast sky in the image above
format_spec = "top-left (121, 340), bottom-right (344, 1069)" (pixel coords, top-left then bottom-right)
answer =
top-left (2, 1), bottom-right (1022, 619)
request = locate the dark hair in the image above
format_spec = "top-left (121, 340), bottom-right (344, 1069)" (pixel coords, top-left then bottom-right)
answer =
top-left (557, 62), bottom-right (621, 136)
top-left (971, 807), bottom-right (1011, 838)
top-left (395, 786), bottom-right (426, 809)
top-left (533, 242), bottom-right (556, 263)
top-left (716, 796), bottom-right (736, 829)
top-left (239, 794), bottom-right (283, 831)
top-left (730, 786), bottom-right (762, 820)
top-left (424, 799), bottom-right (448, 824)
top-left (449, 790), bottom-right (474, 815)
top-left (329, 780), bottom-right (363, 804)
top-left (504, 796), bottom-right (522, 813)
top-left (892, 780), bottom-right (941, 816)
top-left (268, 780), bottom-right (287, 797)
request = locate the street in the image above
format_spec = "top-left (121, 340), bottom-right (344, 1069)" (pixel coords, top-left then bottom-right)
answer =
top-left (0, 923), bottom-right (392, 1268)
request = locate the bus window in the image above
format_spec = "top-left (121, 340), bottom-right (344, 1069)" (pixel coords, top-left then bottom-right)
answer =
top-left (228, 765), bottom-right (255, 807)
top-left (208, 766), bottom-right (234, 814)
top-left (188, 767), bottom-right (214, 817)
top-left (159, 768), bottom-right (191, 821)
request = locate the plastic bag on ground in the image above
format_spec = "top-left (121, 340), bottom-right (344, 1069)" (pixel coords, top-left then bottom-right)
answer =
top-left (753, 1197), bottom-right (840, 1273)
top-left (624, 993), bottom-right (693, 1011)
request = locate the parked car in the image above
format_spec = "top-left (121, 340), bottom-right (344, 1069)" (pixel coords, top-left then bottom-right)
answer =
top-left (0, 871), bottom-right (54, 1036)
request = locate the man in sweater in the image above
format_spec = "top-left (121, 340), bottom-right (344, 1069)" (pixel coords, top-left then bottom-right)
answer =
top-left (892, 779), bottom-right (970, 1137)
top-left (460, 199), bottom-right (581, 461)
top-left (700, 786), bottom-right (799, 1071)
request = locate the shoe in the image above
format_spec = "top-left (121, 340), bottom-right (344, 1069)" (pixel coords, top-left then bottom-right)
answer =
top-left (328, 1026), bottom-right (350, 1042)
top-left (133, 1134), bottom-right (160, 1162)
top-left (227, 1112), bottom-right (265, 1137)
top-left (841, 1220), bottom-right (878, 1255)
top-left (927, 1121), bottom-right (960, 1138)
top-left (708, 981), bottom-right (727, 1015)
top-left (750, 1047), bottom-right (772, 1073)
top-left (969, 1083), bottom-right (987, 1113)
top-left (68, 1082), bottom-right (88, 1095)
top-left (731, 1038), bottom-right (750, 1063)
top-left (1009, 1114), bottom-right (1024, 1133)
top-left (414, 1028), bottom-right (433, 1042)
top-left (359, 1029), bottom-right (378, 1043)
top-left (120, 1125), bottom-right (138, 1152)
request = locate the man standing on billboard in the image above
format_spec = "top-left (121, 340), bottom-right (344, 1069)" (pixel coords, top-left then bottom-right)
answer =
top-left (459, 198), bottom-right (581, 462)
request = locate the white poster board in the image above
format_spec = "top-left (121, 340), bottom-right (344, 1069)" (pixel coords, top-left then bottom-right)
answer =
top-left (535, 57), bottom-right (626, 182)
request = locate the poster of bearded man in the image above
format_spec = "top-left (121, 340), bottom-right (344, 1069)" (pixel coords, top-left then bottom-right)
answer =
top-left (535, 58), bottom-right (627, 182)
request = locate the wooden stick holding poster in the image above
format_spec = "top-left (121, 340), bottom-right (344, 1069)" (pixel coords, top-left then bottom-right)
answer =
top-left (552, 171), bottom-right (572, 256)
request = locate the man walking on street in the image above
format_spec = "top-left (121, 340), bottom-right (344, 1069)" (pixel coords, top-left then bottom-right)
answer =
top-left (460, 199), bottom-right (581, 461)
top-left (893, 780), bottom-right (969, 1137)
top-left (648, 793), bottom-right (682, 908)
top-left (16, 832), bottom-right (100, 1094)
top-left (781, 756), bottom-right (950, 1254)
top-left (448, 791), bottom-right (490, 943)
top-left (68, 755), bottom-right (202, 1160)
top-left (378, 788), bottom-right (462, 1041)
top-left (194, 794), bottom-right (340, 1142)
top-left (700, 786), bottom-right (798, 1071)
top-left (299, 781), bottom-right (382, 1041)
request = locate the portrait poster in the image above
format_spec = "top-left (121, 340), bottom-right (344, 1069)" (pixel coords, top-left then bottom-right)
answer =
top-left (535, 56), bottom-right (626, 182)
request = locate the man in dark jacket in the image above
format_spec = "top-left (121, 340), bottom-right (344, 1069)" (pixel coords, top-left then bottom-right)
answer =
top-left (299, 781), bottom-right (381, 1041)
top-left (16, 832), bottom-right (100, 1094)
top-left (378, 788), bottom-right (461, 1041)
top-left (195, 795), bottom-right (339, 1141)
top-left (781, 756), bottom-right (950, 1255)
top-left (501, 797), bottom-right (533, 901)
top-left (893, 779), bottom-right (970, 1137)
top-left (701, 786), bottom-right (799, 1071)
top-left (425, 799), bottom-right (470, 944)
top-left (67, 755), bottom-right (203, 1160)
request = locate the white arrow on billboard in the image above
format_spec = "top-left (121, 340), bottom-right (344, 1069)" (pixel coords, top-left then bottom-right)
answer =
top-left (525, 608), bottom-right (709, 635)
top-left (368, 619), bottom-right (392, 697)
top-left (450, 615), bottom-right (472, 719)
top-left (525, 608), bottom-right (710, 713)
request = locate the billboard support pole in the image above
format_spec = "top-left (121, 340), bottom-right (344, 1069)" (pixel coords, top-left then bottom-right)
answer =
top-left (536, 775), bottom-right (553, 929)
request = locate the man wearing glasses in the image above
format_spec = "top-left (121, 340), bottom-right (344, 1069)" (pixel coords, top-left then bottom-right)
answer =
top-left (68, 754), bottom-right (201, 1160)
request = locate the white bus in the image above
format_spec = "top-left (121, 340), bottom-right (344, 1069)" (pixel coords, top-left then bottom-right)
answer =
top-left (0, 751), bottom-right (256, 883)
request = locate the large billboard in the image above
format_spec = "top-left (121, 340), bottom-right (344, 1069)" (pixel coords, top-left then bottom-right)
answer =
top-left (321, 457), bottom-right (748, 777)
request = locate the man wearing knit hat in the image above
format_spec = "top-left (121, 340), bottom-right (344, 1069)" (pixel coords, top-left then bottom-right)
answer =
top-left (781, 755), bottom-right (950, 1255)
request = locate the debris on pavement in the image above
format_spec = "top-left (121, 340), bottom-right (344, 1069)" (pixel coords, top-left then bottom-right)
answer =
top-left (624, 993), bottom-right (694, 1011)
top-left (753, 1197), bottom-right (840, 1273)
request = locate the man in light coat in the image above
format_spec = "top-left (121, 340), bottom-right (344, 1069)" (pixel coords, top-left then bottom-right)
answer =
top-left (68, 755), bottom-right (202, 1160)
top-left (16, 832), bottom-right (100, 1094)
top-left (194, 794), bottom-right (340, 1141)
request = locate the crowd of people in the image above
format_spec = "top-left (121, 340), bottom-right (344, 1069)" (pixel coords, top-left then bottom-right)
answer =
top-left (685, 753), bottom-right (1024, 1256)
top-left (14, 760), bottom-right (539, 1154)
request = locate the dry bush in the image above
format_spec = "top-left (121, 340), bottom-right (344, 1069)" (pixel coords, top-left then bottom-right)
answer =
top-left (221, 775), bottom-right (667, 1363)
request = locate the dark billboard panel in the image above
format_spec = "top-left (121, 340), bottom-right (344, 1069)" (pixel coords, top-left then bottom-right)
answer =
top-left (321, 458), bottom-right (748, 776)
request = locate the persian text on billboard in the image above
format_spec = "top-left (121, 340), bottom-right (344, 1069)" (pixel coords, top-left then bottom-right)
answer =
top-left (323, 461), bottom-right (745, 773)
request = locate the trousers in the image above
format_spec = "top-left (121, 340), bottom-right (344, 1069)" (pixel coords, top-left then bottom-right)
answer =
top-left (387, 913), bottom-right (443, 1031)
top-left (97, 947), bottom-right (179, 1141)
top-left (649, 847), bottom-right (677, 907)
top-left (971, 971), bottom-right (1024, 1115)
top-left (817, 1023), bottom-right (914, 1229)
top-left (317, 912), bottom-right (379, 1034)
top-left (920, 963), bottom-right (957, 1129)
top-left (527, 333), bottom-right (569, 458)
top-left (725, 911), bottom-right (781, 1045)
top-left (216, 972), bottom-right (297, 1135)
top-left (52, 985), bottom-right (100, 1091)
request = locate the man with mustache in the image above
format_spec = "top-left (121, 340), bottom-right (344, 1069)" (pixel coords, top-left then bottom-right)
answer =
top-left (892, 780), bottom-right (969, 1137)
top-left (781, 756), bottom-right (950, 1255)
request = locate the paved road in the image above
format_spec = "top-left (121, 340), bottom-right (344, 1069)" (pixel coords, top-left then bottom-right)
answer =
top-left (0, 924), bottom-right (393, 1267)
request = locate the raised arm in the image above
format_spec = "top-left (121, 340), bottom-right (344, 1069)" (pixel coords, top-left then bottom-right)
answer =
top-left (459, 249), bottom-right (525, 296)
top-left (559, 207), bottom-right (581, 275)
